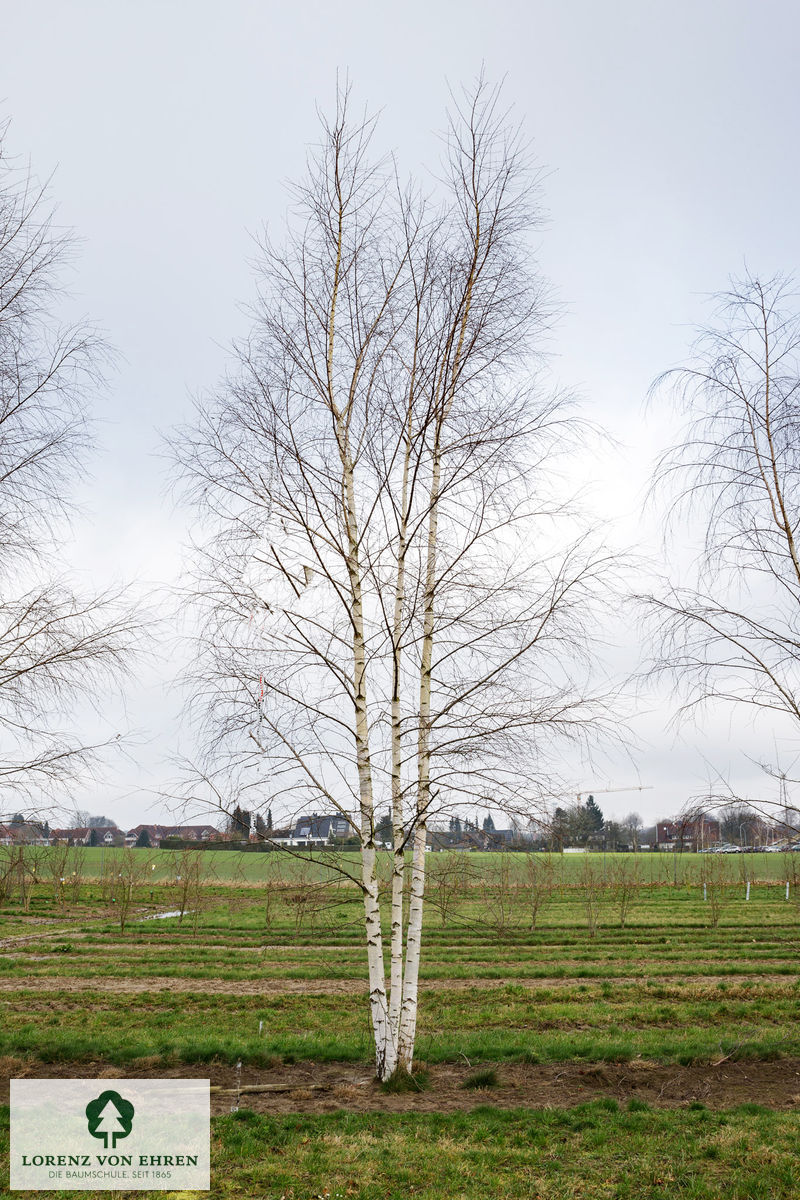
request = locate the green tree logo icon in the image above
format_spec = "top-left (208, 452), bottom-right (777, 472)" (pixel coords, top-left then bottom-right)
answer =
top-left (85, 1090), bottom-right (135, 1149)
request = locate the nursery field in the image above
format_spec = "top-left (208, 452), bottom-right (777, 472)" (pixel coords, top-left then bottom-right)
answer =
top-left (2, 847), bottom-right (800, 1197)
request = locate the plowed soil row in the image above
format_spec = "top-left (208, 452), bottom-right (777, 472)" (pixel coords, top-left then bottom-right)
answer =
top-left (1, 973), bottom-right (797, 995)
top-left (3, 1056), bottom-right (800, 1114)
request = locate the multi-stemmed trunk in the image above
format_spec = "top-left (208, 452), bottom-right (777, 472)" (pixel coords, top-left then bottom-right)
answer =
top-left (175, 81), bottom-right (564, 1083)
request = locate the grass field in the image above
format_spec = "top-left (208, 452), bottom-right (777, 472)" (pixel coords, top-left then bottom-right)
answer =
top-left (3, 1099), bottom-right (800, 1198)
top-left (2, 847), bottom-right (799, 1197)
top-left (15, 843), bottom-right (800, 883)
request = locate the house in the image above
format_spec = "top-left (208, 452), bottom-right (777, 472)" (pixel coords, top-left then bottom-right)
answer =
top-left (50, 827), bottom-right (91, 845)
top-left (4, 820), bottom-right (51, 849)
top-left (1, 821), bottom-right (52, 845)
top-left (267, 814), bottom-right (356, 848)
top-left (293, 814), bottom-right (356, 845)
top-left (170, 825), bottom-right (219, 843)
top-left (740, 817), bottom-right (784, 848)
top-left (124, 824), bottom-right (220, 848)
top-left (258, 825), bottom-right (294, 845)
top-left (51, 827), bottom-right (124, 846)
top-left (96, 828), bottom-right (125, 846)
top-left (426, 823), bottom-right (516, 852)
top-left (477, 827), bottom-right (516, 850)
top-left (656, 817), bottom-right (721, 852)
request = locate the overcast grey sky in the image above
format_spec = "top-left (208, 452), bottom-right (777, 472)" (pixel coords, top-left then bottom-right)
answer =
top-left (3, 0), bottom-right (800, 828)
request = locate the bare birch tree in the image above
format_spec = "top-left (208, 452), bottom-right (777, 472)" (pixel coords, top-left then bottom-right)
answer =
top-left (173, 79), bottom-right (614, 1079)
top-left (0, 122), bottom-right (138, 812)
top-left (642, 274), bottom-right (800, 830)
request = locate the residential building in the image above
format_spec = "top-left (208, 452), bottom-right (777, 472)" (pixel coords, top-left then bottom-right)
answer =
top-left (656, 817), bottom-right (721, 852)
top-left (267, 814), bottom-right (356, 848)
top-left (124, 824), bottom-right (220, 848)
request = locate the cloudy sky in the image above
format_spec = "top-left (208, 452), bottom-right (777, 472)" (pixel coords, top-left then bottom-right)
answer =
top-left (3, 0), bottom-right (800, 829)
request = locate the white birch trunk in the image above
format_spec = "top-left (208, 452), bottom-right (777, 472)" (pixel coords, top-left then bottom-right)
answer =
top-left (394, 197), bottom-right (483, 1071)
top-left (344, 465), bottom-right (392, 1078)
top-left (387, 405), bottom-right (414, 1050)
top-left (326, 156), bottom-right (393, 1080)
top-left (397, 426), bottom-right (441, 1072)
top-left (397, 817), bottom-right (428, 1071)
top-left (360, 841), bottom-right (394, 1078)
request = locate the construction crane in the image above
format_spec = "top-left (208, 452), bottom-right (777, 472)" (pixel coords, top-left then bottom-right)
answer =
top-left (577, 785), bottom-right (653, 858)
top-left (576, 785), bottom-right (653, 804)
top-left (544, 785), bottom-right (654, 858)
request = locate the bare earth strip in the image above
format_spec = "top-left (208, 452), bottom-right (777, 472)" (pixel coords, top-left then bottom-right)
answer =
top-left (0, 975), bottom-right (365, 995)
top-left (2, 1057), bottom-right (800, 1115)
top-left (2, 973), bottom-right (799, 995)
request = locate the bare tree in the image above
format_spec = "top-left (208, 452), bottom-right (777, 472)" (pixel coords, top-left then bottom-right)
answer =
top-left (170, 848), bottom-right (214, 930)
top-left (46, 841), bottom-right (72, 908)
top-left (622, 811), bottom-right (643, 850)
top-left (0, 122), bottom-right (139, 813)
top-left (698, 854), bottom-right (730, 928)
top-left (0, 844), bottom-right (37, 909)
top-left (172, 79), bottom-right (615, 1080)
top-left (608, 858), bottom-right (640, 927)
top-left (427, 851), bottom-right (471, 927)
top-left (480, 853), bottom-right (524, 937)
top-left (523, 851), bottom-right (554, 929)
top-left (578, 856), bottom-right (605, 938)
top-left (643, 274), bottom-right (800, 830)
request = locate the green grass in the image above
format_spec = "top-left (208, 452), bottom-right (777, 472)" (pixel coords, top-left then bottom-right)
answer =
top-left (4, 858), bottom-right (800, 1195)
top-left (462, 1067), bottom-right (499, 1088)
top-left (1, 972), bottom-right (799, 1067)
top-left (8, 845), bottom-right (800, 884)
top-left (2, 1102), bottom-right (800, 1198)
top-left (2, 856), bottom-right (800, 1070)
top-left (380, 1068), bottom-right (431, 1093)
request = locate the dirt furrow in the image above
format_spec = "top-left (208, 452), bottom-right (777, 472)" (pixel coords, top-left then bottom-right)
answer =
top-left (0, 971), bottom-right (798, 995)
top-left (2, 1056), bottom-right (800, 1115)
